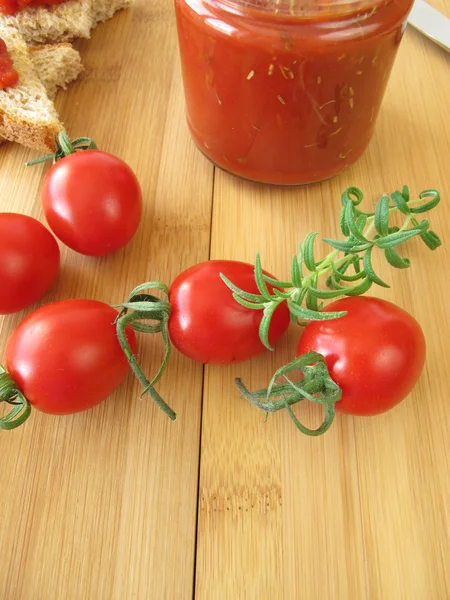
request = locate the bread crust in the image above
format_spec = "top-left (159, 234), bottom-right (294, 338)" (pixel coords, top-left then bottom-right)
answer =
top-left (0, 24), bottom-right (62, 151)
top-left (1, 0), bottom-right (134, 45)
top-left (0, 113), bottom-right (61, 150)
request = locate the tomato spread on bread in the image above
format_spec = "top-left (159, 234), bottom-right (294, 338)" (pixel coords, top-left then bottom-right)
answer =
top-left (0, 38), bottom-right (18, 89)
top-left (0, 0), bottom-right (74, 15)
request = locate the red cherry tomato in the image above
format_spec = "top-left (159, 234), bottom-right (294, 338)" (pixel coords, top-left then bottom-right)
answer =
top-left (0, 213), bottom-right (60, 314)
top-left (4, 299), bottom-right (136, 415)
top-left (168, 260), bottom-right (290, 364)
top-left (296, 296), bottom-right (426, 416)
top-left (41, 150), bottom-right (142, 257)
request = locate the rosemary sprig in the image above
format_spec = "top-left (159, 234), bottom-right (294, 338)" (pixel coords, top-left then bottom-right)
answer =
top-left (221, 186), bottom-right (441, 350)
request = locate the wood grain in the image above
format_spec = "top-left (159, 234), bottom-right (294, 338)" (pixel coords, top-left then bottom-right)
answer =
top-left (1, 1), bottom-right (449, 599)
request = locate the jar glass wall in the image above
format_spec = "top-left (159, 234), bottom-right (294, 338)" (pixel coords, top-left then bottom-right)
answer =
top-left (174, 0), bottom-right (414, 185)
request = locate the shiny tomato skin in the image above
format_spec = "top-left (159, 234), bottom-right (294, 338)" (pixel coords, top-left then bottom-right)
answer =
top-left (0, 39), bottom-right (19, 87)
top-left (0, 0), bottom-right (17, 15)
top-left (5, 300), bottom-right (136, 415)
top-left (296, 296), bottom-right (426, 416)
top-left (0, 213), bottom-right (60, 315)
top-left (41, 150), bottom-right (142, 257)
top-left (23, 0), bottom-right (68, 7)
top-left (168, 260), bottom-right (290, 364)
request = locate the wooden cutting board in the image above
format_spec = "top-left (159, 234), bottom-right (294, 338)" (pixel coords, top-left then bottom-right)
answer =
top-left (0, 1), bottom-right (449, 598)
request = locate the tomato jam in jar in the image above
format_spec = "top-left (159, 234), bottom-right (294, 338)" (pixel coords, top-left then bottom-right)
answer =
top-left (174, 0), bottom-right (413, 185)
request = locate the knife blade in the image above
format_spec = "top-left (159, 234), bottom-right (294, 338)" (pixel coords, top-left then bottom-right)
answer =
top-left (408, 0), bottom-right (450, 52)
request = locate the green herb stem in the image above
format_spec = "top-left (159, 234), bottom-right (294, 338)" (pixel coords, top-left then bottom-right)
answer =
top-left (114, 286), bottom-right (177, 421)
top-left (235, 352), bottom-right (342, 436)
top-left (222, 186), bottom-right (442, 350)
top-left (0, 367), bottom-right (31, 430)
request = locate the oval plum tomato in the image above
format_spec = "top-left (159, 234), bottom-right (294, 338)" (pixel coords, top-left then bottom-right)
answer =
top-left (168, 260), bottom-right (290, 364)
top-left (41, 150), bottom-right (142, 256)
top-left (0, 213), bottom-right (60, 314)
top-left (4, 300), bottom-right (137, 415)
top-left (296, 296), bottom-right (426, 416)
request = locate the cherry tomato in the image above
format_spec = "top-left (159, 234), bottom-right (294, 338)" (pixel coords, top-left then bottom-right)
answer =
top-left (5, 300), bottom-right (136, 415)
top-left (0, 213), bottom-right (60, 315)
top-left (297, 296), bottom-right (426, 416)
top-left (168, 260), bottom-right (290, 364)
top-left (41, 150), bottom-right (142, 257)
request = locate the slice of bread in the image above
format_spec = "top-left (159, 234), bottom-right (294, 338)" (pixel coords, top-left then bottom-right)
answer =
top-left (0, 0), bottom-right (134, 151)
top-left (91, 0), bottom-right (134, 26)
top-left (0, 23), bottom-right (62, 150)
top-left (1, 0), bottom-right (134, 45)
top-left (30, 42), bottom-right (83, 99)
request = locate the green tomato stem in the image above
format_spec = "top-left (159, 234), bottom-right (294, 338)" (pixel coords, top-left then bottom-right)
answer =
top-left (0, 367), bottom-right (31, 430)
top-left (114, 288), bottom-right (176, 421)
top-left (235, 352), bottom-right (342, 437)
top-left (26, 131), bottom-right (98, 166)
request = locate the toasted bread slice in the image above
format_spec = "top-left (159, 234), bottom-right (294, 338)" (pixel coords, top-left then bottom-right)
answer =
top-left (30, 42), bottom-right (83, 99)
top-left (1, 0), bottom-right (134, 45)
top-left (0, 23), bottom-right (62, 150)
top-left (91, 0), bottom-right (134, 25)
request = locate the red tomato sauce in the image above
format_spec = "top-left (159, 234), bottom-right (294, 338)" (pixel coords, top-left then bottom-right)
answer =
top-left (0, 38), bottom-right (18, 89)
top-left (175, 0), bottom-right (414, 185)
top-left (0, 0), bottom-right (74, 15)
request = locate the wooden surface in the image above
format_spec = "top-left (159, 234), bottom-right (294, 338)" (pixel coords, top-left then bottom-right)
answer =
top-left (1, 1), bottom-right (449, 598)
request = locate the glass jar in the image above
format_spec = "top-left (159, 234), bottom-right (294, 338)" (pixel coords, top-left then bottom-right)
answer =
top-left (174, 0), bottom-right (414, 185)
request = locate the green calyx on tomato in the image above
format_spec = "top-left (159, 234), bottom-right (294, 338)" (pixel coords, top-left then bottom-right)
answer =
top-left (222, 185), bottom-right (441, 351)
top-left (114, 283), bottom-right (175, 418)
top-left (26, 130), bottom-right (98, 166)
top-left (0, 367), bottom-right (31, 430)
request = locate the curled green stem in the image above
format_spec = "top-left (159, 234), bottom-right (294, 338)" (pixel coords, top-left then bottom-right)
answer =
top-left (235, 352), bottom-right (342, 436)
top-left (0, 367), bottom-right (31, 430)
top-left (115, 284), bottom-right (176, 421)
